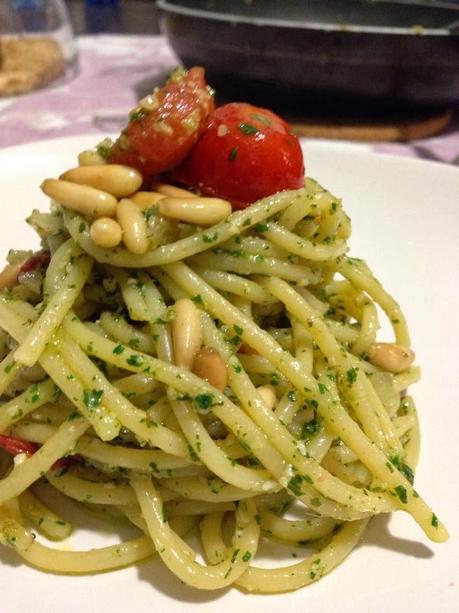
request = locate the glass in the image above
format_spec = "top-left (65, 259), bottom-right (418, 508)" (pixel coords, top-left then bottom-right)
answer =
top-left (0, 0), bottom-right (78, 96)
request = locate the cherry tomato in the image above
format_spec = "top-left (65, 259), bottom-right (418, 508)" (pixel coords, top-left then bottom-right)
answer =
top-left (174, 102), bottom-right (304, 209)
top-left (110, 67), bottom-right (215, 177)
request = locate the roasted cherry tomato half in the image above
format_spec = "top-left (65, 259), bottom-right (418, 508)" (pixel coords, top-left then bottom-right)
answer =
top-left (174, 102), bottom-right (305, 209)
top-left (109, 67), bottom-right (215, 177)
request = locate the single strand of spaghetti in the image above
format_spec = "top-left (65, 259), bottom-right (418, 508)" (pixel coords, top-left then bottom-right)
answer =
top-left (163, 263), bottom-right (394, 515)
top-left (222, 234), bottom-right (290, 259)
top-left (313, 197), bottom-right (343, 243)
top-left (27, 402), bottom-right (71, 426)
top-left (14, 249), bottom-right (93, 367)
top-left (74, 436), bottom-right (191, 473)
top-left (0, 351), bottom-right (21, 396)
top-left (11, 422), bottom-right (58, 444)
top-left (399, 396), bottom-right (421, 470)
top-left (149, 268), bottom-right (188, 301)
top-left (259, 508), bottom-right (336, 542)
top-left (238, 354), bottom-right (283, 375)
top-left (64, 190), bottom-right (297, 267)
top-left (0, 416), bottom-right (89, 504)
top-left (171, 399), bottom-right (275, 491)
top-left (350, 300), bottom-right (379, 355)
top-left (0, 378), bottom-right (57, 433)
top-left (279, 185), bottom-right (322, 230)
top-left (43, 238), bottom-right (74, 295)
top-left (291, 319), bottom-right (314, 374)
top-left (161, 476), bottom-right (262, 502)
top-left (192, 268), bottom-right (276, 304)
top-left (110, 268), bottom-right (152, 322)
top-left (20, 534), bottom-right (155, 573)
top-left (166, 499), bottom-right (236, 517)
top-left (18, 489), bottom-right (72, 541)
top-left (46, 469), bottom-right (137, 505)
top-left (99, 311), bottom-right (156, 354)
top-left (200, 512), bottom-right (227, 564)
top-left (334, 257), bottom-right (410, 346)
top-left (231, 295), bottom-right (253, 318)
top-left (261, 222), bottom-right (347, 261)
top-left (188, 252), bottom-right (321, 284)
top-left (56, 332), bottom-right (187, 457)
top-left (320, 453), bottom-right (371, 487)
top-left (112, 372), bottom-right (159, 397)
top-left (132, 476), bottom-right (260, 589)
top-left (393, 367), bottom-right (421, 393)
top-left (0, 506), bottom-right (35, 552)
top-left (393, 414), bottom-right (417, 438)
top-left (325, 319), bottom-right (360, 344)
top-left (235, 519), bottom-right (368, 593)
top-left (273, 390), bottom-right (303, 424)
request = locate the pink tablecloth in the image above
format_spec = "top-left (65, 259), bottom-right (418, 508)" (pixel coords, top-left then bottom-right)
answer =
top-left (1, 34), bottom-right (459, 164)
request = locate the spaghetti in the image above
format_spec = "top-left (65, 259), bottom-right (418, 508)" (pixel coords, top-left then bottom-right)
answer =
top-left (0, 164), bottom-right (448, 593)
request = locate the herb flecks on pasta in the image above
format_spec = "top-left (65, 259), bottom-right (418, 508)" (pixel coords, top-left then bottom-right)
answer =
top-left (0, 167), bottom-right (447, 594)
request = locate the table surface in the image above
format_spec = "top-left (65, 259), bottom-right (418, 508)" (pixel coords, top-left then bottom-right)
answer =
top-left (0, 33), bottom-right (459, 164)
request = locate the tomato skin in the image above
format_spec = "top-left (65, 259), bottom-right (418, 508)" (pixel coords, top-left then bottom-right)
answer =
top-left (109, 67), bottom-right (215, 177)
top-left (0, 435), bottom-right (38, 457)
top-left (174, 103), bottom-right (304, 208)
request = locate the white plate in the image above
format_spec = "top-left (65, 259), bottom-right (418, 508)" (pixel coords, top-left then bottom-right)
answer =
top-left (0, 136), bottom-right (458, 613)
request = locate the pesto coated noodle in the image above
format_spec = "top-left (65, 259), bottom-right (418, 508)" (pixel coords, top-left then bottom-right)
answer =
top-left (0, 161), bottom-right (448, 593)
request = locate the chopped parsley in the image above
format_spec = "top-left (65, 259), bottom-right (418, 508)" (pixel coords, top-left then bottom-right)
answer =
top-left (239, 123), bottom-right (259, 135)
top-left (254, 223), bottom-right (269, 233)
top-left (394, 485), bottom-right (408, 504)
top-left (195, 393), bottom-right (214, 410)
top-left (191, 294), bottom-right (204, 306)
top-left (302, 418), bottom-right (320, 440)
top-left (346, 367), bottom-right (358, 385)
top-left (287, 474), bottom-right (303, 496)
top-left (229, 147), bottom-right (238, 160)
top-left (127, 354), bottom-right (144, 367)
top-left (113, 344), bottom-right (125, 355)
top-left (390, 455), bottom-right (414, 484)
top-left (431, 513), bottom-right (439, 528)
top-left (83, 389), bottom-right (103, 411)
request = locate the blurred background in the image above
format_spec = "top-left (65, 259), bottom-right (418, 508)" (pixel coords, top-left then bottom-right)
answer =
top-left (1, 0), bottom-right (459, 161)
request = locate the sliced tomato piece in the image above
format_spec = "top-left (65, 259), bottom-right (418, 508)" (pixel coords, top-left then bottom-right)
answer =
top-left (109, 67), bottom-right (215, 177)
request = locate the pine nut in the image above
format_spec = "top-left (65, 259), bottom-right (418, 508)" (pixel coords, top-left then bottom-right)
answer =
top-left (117, 198), bottom-right (149, 255)
top-left (156, 183), bottom-right (198, 199)
top-left (0, 263), bottom-right (21, 291)
top-left (193, 346), bottom-right (227, 391)
top-left (130, 191), bottom-right (165, 209)
top-left (41, 179), bottom-right (117, 218)
top-left (60, 165), bottom-right (142, 198)
top-left (90, 217), bottom-right (122, 248)
top-left (158, 196), bottom-right (232, 225)
top-left (256, 385), bottom-right (277, 410)
top-left (78, 149), bottom-right (107, 166)
top-left (172, 298), bottom-right (202, 369)
top-left (367, 343), bottom-right (415, 373)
